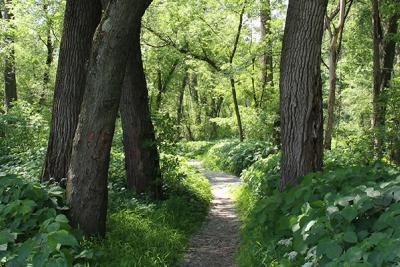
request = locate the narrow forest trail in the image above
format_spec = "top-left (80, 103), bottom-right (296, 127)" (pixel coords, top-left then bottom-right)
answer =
top-left (183, 160), bottom-right (241, 267)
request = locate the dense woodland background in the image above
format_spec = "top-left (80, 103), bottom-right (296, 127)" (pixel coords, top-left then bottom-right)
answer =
top-left (0, 0), bottom-right (400, 266)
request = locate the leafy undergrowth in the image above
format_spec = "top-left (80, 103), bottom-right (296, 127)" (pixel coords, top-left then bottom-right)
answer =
top-left (88, 154), bottom-right (212, 267)
top-left (0, 153), bottom-right (211, 267)
top-left (0, 108), bottom-right (212, 267)
top-left (203, 140), bottom-right (275, 176)
top-left (0, 174), bottom-right (89, 266)
top-left (237, 160), bottom-right (400, 266)
top-left (177, 141), bottom-right (215, 159)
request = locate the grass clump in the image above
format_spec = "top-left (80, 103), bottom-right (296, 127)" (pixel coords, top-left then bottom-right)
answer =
top-left (89, 154), bottom-right (212, 267)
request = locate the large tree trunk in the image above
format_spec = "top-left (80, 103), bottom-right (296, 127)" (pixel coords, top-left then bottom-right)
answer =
top-left (259, 0), bottom-right (273, 105)
top-left (67, 0), bottom-right (152, 237)
top-left (3, 0), bottom-right (17, 111)
top-left (42, 0), bottom-right (102, 182)
top-left (120, 19), bottom-right (162, 198)
top-left (371, 0), bottom-right (399, 160)
top-left (279, 0), bottom-right (327, 191)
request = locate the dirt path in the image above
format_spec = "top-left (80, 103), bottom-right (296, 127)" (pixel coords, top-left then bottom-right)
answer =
top-left (182, 160), bottom-right (241, 267)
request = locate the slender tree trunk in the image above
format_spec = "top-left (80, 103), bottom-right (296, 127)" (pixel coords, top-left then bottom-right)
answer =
top-left (391, 117), bottom-right (400, 165)
top-left (259, 0), bottom-right (273, 105)
top-left (177, 70), bottom-right (188, 124)
top-left (42, 0), bottom-right (102, 182)
top-left (251, 58), bottom-right (258, 107)
top-left (372, 0), bottom-right (384, 160)
top-left (42, 1), bottom-right (54, 98)
top-left (230, 78), bottom-right (244, 142)
top-left (155, 60), bottom-right (179, 111)
top-left (229, 5), bottom-right (246, 142)
top-left (324, 0), bottom-right (347, 150)
top-left (67, 0), bottom-right (152, 237)
top-left (3, 0), bottom-right (17, 111)
top-left (120, 19), bottom-right (162, 198)
top-left (189, 73), bottom-right (201, 124)
top-left (279, 0), bottom-right (327, 191)
top-left (156, 70), bottom-right (163, 110)
top-left (324, 49), bottom-right (337, 150)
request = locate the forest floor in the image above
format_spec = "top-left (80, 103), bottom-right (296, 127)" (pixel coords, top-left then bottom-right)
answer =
top-left (182, 160), bottom-right (241, 267)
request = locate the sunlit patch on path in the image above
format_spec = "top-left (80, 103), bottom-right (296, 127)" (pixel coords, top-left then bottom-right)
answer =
top-left (183, 160), bottom-right (241, 267)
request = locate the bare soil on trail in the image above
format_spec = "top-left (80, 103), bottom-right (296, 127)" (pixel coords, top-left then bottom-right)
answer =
top-left (182, 160), bottom-right (241, 267)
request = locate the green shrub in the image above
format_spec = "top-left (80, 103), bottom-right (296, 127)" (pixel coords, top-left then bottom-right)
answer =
top-left (0, 101), bottom-right (49, 180)
top-left (240, 153), bottom-right (280, 200)
top-left (177, 141), bottom-right (215, 159)
top-left (237, 165), bottom-right (400, 267)
top-left (203, 140), bottom-right (274, 176)
top-left (0, 101), bottom-right (48, 156)
top-left (0, 174), bottom-right (89, 266)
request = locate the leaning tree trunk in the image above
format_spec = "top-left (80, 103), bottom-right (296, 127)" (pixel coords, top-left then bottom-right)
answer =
top-left (42, 0), bottom-right (102, 182)
top-left (279, 0), bottom-right (327, 191)
top-left (3, 0), bottom-right (17, 111)
top-left (229, 4), bottom-right (246, 142)
top-left (67, 0), bottom-right (152, 237)
top-left (230, 79), bottom-right (244, 142)
top-left (120, 19), bottom-right (162, 198)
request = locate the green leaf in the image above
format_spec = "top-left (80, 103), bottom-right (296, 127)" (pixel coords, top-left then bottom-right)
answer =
top-left (0, 243), bottom-right (7, 251)
top-left (0, 231), bottom-right (17, 245)
top-left (47, 230), bottom-right (78, 247)
top-left (55, 214), bottom-right (69, 224)
top-left (317, 240), bottom-right (343, 259)
top-left (344, 246), bottom-right (363, 262)
top-left (341, 206), bottom-right (358, 222)
top-left (343, 231), bottom-right (358, 243)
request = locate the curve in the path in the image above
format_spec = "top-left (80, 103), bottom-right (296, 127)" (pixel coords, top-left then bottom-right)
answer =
top-left (183, 160), bottom-right (241, 267)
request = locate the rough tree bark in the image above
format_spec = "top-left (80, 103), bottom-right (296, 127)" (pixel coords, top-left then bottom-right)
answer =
top-left (324, 0), bottom-right (352, 150)
top-left (3, 0), bottom-right (17, 111)
top-left (120, 19), bottom-right (162, 197)
top-left (67, 0), bottom-right (152, 236)
top-left (371, 0), bottom-right (399, 160)
top-left (279, 0), bottom-right (328, 191)
top-left (259, 0), bottom-right (273, 105)
top-left (42, 0), bottom-right (102, 182)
